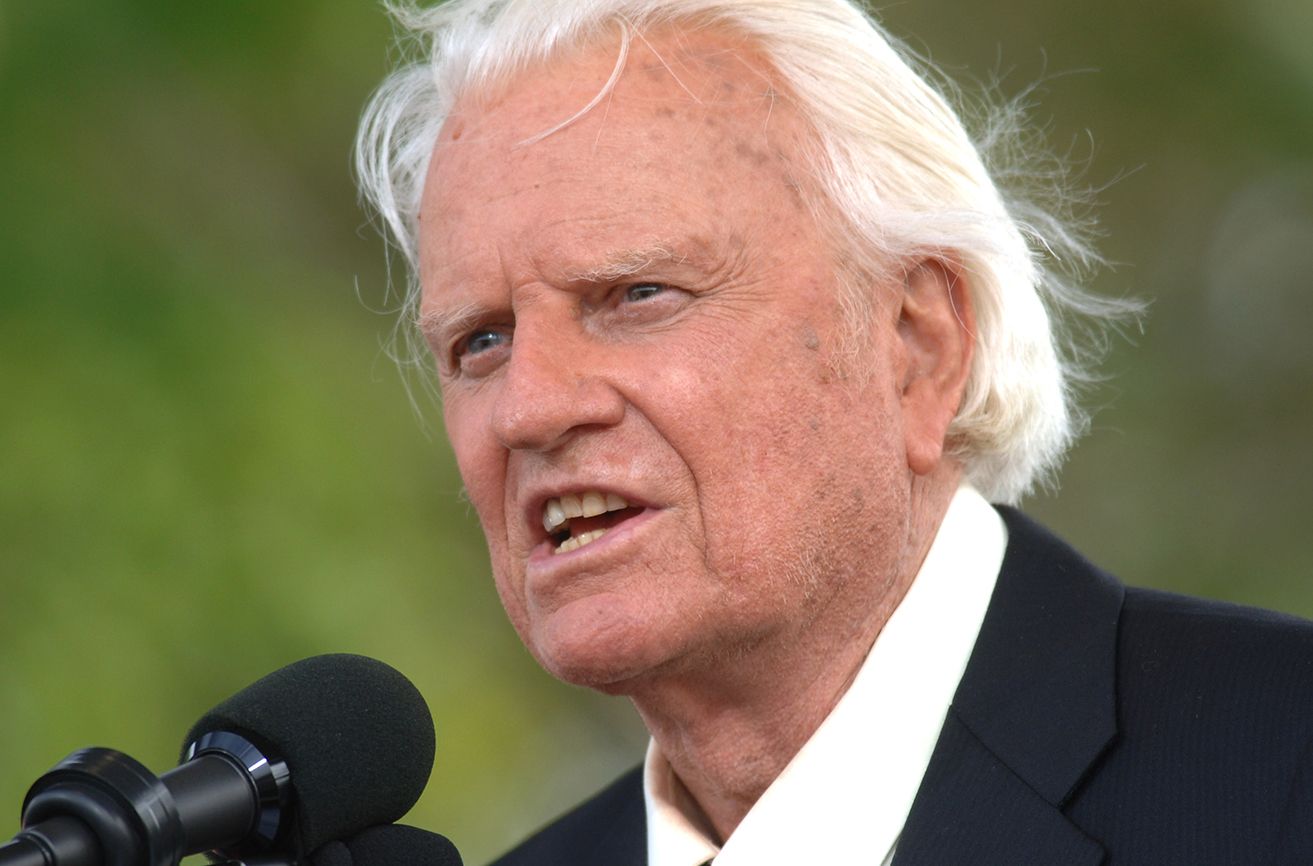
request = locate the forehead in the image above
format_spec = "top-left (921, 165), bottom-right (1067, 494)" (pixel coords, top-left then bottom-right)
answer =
top-left (418, 25), bottom-right (819, 301)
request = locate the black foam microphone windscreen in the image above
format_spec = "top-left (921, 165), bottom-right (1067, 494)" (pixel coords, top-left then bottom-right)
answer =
top-left (184, 654), bottom-right (436, 854)
top-left (338, 824), bottom-right (463, 865)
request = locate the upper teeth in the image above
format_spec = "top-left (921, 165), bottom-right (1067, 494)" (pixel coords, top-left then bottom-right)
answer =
top-left (543, 491), bottom-right (629, 533)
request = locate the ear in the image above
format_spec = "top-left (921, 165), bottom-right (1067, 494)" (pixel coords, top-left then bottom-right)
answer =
top-left (896, 259), bottom-right (975, 476)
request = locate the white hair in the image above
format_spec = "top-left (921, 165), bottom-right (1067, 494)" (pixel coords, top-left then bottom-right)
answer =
top-left (354, 0), bottom-right (1136, 503)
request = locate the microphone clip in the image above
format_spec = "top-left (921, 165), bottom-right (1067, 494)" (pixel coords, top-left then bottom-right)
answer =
top-left (9, 733), bottom-right (291, 866)
top-left (20, 747), bottom-right (184, 866)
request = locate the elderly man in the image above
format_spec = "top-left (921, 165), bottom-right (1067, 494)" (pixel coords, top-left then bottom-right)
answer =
top-left (355, 1), bottom-right (1313, 863)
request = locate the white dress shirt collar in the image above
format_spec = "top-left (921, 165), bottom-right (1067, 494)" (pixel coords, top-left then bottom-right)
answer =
top-left (644, 483), bottom-right (1007, 866)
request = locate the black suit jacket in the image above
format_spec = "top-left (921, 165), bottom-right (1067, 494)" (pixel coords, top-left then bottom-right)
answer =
top-left (491, 509), bottom-right (1313, 865)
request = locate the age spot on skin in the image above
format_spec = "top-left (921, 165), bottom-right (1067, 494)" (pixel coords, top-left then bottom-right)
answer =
top-left (734, 140), bottom-right (772, 167)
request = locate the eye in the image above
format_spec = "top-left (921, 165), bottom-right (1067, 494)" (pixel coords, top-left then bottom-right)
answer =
top-left (460, 328), bottom-right (508, 356)
top-left (602, 281), bottom-right (690, 330)
top-left (448, 326), bottom-right (511, 378)
top-left (623, 282), bottom-right (667, 303)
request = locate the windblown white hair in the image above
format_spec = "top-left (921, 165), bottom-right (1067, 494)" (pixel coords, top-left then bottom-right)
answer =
top-left (355, 0), bottom-right (1133, 503)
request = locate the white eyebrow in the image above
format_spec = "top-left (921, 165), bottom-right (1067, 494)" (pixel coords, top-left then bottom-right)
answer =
top-left (415, 302), bottom-right (485, 345)
top-left (416, 241), bottom-right (703, 339)
top-left (564, 242), bottom-right (688, 284)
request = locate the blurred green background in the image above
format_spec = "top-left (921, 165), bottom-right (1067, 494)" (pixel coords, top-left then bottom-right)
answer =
top-left (1, 1), bottom-right (1310, 863)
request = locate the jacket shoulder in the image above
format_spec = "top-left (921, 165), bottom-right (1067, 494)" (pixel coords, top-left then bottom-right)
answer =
top-left (488, 765), bottom-right (645, 866)
top-left (1119, 584), bottom-right (1313, 704)
top-left (1113, 584), bottom-right (1313, 754)
top-left (1068, 581), bottom-right (1313, 862)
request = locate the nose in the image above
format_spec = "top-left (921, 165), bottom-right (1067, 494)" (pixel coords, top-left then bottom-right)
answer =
top-left (489, 324), bottom-right (626, 452)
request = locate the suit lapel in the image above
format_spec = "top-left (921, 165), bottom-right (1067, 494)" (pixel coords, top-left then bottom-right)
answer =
top-left (895, 508), bottom-right (1124, 865)
top-left (582, 767), bottom-right (647, 866)
top-left (891, 713), bottom-right (1104, 865)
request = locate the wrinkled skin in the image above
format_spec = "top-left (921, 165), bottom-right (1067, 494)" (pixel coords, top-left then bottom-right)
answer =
top-left (418, 26), bottom-right (973, 837)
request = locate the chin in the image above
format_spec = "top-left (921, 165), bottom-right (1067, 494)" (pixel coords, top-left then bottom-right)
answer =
top-left (528, 598), bottom-right (680, 694)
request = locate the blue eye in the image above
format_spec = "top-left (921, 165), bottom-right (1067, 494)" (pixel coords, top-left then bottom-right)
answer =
top-left (624, 283), bottom-right (665, 302)
top-left (461, 328), bottom-right (507, 356)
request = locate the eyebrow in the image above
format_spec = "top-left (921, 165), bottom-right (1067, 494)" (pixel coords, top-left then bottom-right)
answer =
top-left (415, 301), bottom-right (486, 345)
top-left (417, 238), bottom-right (709, 339)
top-left (562, 242), bottom-right (691, 284)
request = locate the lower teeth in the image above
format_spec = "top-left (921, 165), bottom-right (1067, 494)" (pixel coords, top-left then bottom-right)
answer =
top-left (554, 527), bottom-right (608, 555)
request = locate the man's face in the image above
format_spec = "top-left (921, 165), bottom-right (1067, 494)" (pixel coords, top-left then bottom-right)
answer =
top-left (418, 30), bottom-right (922, 691)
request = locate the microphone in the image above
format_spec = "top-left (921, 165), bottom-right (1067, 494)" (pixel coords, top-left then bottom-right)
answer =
top-left (0, 654), bottom-right (448, 865)
top-left (309, 824), bottom-right (463, 866)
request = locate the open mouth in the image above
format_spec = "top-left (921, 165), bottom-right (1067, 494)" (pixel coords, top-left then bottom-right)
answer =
top-left (542, 492), bottom-right (645, 555)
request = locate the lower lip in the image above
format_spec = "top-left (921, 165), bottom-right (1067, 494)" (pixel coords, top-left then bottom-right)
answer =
top-left (527, 507), bottom-right (661, 570)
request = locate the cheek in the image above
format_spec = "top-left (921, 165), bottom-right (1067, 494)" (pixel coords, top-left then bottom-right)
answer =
top-left (653, 359), bottom-right (824, 544)
top-left (490, 561), bottom-right (533, 646)
top-left (444, 403), bottom-right (503, 516)
top-left (706, 355), bottom-right (898, 549)
top-left (442, 392), bottom-right (544, 589)
top-left (443, 401), bottom-right (526, 606)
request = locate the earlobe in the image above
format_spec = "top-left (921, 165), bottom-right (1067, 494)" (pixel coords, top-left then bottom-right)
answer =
top-left (897, 259), bottom-right (976, 476)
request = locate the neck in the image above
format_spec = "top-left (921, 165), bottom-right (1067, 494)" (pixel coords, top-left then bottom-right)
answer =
top-left (630, 467), bottom-right (962, 841)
